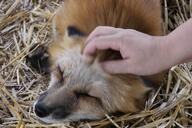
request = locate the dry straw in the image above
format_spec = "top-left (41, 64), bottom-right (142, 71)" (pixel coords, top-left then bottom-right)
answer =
top-left (0, 0), bottom-right (191, 128)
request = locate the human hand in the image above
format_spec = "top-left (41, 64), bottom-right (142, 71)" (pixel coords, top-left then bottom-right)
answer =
top-left (83, 26), bottom-right (169, 75)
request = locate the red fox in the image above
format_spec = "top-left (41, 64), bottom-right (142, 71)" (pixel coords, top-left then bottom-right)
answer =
top-left (31, 0), bottom-right (164, 123)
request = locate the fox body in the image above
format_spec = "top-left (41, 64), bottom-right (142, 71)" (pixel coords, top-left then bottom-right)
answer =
top-left (33, 0), bottom-right (164, 123)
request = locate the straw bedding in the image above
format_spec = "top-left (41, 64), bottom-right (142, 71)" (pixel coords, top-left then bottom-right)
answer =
top-left (0, 0), bottom-right (191, 127)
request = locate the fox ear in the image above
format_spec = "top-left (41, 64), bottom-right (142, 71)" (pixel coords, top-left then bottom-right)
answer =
top-left (67, 26), bottom-right (85, 37)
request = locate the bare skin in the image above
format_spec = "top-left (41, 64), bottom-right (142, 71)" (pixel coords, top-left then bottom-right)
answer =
top-left (83, 19), bottom-right (192, 76)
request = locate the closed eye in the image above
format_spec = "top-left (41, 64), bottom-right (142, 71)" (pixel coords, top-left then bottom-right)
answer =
top-left (75, 91), bottom-right (90, 99)
top-left (74, 91), bottom-right (102, 105)
top-left (74, 91), bottom-right (97, 99)
top-left (55, 65), bottom-right (65, 83)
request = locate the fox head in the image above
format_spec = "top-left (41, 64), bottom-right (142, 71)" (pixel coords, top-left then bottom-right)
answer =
top-left (34, 0), bottom-right (164, 123)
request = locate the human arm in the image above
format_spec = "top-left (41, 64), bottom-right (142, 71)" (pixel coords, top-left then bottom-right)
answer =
top-left (83, 19), bottom-right (192, 75)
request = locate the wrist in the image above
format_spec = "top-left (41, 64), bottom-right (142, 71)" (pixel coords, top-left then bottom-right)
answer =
top-left (165, 20), bottom-right (192, 64)
top-left (155, 35), bottom-right (175, 70)
top-left (162, 34), bottom-right (186, 67)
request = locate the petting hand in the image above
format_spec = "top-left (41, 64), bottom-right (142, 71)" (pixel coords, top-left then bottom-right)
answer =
top-left (83, 26), bottom-right (169, 75)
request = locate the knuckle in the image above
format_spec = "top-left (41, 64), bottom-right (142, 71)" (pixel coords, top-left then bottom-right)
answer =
top-left (89, 39), bottom-right (98, 47)
top-left (127, 29), bottom-right (137, 33)
top-left (95, 26), bottom-right (104, 31)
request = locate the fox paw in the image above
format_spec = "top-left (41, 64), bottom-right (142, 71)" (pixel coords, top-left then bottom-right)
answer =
top-left (26, 44), bottom-right (49, 73)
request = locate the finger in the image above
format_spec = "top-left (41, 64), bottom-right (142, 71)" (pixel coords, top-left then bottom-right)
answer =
top-left (86, 26), bottom-right (121, 43)
top-left (100, 60), bottom-right (129, 74)
top-left (83, 35), bottom-right (121, 57)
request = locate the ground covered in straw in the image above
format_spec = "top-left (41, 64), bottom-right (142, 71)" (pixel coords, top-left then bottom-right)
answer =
top-left (0, 0), bottom-right (191, 128)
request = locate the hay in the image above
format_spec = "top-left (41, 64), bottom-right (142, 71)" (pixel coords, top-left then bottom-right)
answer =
top-left (0, 0), bottom-right (191, 127)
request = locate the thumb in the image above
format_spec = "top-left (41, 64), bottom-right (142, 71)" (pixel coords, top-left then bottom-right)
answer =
top-left (101, 60), bottom-right (130, 74)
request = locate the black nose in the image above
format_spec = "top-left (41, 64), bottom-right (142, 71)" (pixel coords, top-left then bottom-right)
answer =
top-left (35, 102), bottom-right (50, 118)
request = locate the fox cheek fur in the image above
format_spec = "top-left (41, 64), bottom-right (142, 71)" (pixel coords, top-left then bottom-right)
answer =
top-left (32, 0), bottom-right (165, 123)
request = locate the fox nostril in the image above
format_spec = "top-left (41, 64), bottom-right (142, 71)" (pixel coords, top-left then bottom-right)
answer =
top-left (38, 92), bottom-right (47, 102)
top-left (35, 103), bottom-right (50, 118)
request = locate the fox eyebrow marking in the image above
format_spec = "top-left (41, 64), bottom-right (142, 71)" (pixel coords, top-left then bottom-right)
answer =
top-left (67, 26), bottom-right (86, 37)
